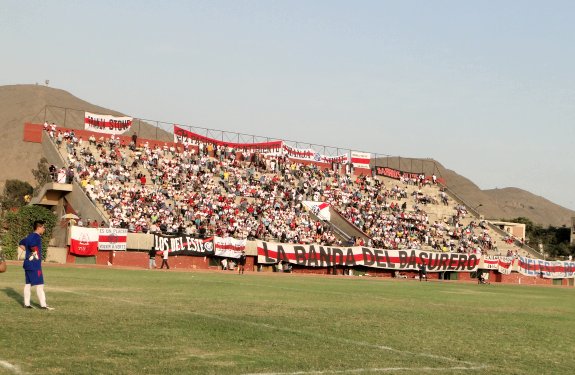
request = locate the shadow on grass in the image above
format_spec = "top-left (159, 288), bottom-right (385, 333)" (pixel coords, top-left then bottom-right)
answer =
top-left (1, 287), bottom-right (25, 307)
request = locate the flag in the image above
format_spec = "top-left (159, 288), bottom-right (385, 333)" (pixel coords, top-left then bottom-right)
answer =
top-left (70, 226), bottom-right (99, 255)
top-left (98, 228), bottom-right (128, 251)
top-left (351, 151), bottom-right (371, 169)
top-left (302, 201), bottom-right (331, 221)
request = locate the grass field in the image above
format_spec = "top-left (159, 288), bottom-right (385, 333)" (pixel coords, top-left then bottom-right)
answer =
top-left (1, 264), bottom-right (574, 375)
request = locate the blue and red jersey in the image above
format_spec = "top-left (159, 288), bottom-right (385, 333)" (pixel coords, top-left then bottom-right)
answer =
top-left (20, 233), bottom-right (42, 271)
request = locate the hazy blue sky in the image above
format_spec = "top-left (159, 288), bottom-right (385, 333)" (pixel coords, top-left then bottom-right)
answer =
top-left (1, 1), bottom-right (574, 209)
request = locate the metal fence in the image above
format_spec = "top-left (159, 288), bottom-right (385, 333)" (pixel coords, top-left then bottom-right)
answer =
top-left (33, 105), bottom-right (442, 174)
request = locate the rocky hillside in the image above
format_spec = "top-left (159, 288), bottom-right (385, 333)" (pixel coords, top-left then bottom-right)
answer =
top-left (1, 84), bottom-right (573, 227)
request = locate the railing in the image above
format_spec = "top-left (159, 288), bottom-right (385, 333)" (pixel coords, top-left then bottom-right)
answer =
top-left (305, 208), bottom-right (352, 243)
top-left (40, 132), bottom-right (110, 224)
top-left (32, 105), bottom-right (444, 172)
top-left (438, 182), bottom-right (543, 259)
top-left (329, 207), bottom-right (372, 241)
top-left (330, 224), bottom-right (352, 243)
top-left (484, 223), bottom-right (542, 259)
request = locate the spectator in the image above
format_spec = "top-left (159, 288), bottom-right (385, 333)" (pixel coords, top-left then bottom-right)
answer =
top-left (148, 247), bottom-right (157, 269)
top-left (238, 251), bottom-right (246, 274)
top-left (160, 249), bottom-right (170, 269)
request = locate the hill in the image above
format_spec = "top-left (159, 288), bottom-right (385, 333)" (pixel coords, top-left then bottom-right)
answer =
top-left (0, 84), bottom-right (170, 190)
top-left (1, 84), bottom-right (573, 227)
top-left (377, 156), bottom-right (575, 228)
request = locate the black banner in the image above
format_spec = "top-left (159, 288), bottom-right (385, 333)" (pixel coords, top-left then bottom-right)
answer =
top-left (153, 234), bottom-right (214, 256)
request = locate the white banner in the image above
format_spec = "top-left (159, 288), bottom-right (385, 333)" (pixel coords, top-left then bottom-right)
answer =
top-left (351, 151), bottom-right (371, 169)
top-left (517, 256), bottom-right (575, 279)
top-left (480, 256), bottom-right (499, 270)
top-left (85, 112), bottom-right (133, 135)
top-left (98, 228), bottom-right (128, 251)
top-left (302, 201), bottom-right (331, 221)
top-left (214, 237), bottom-right (246, 258)
top-left (282, 144), bottom-right (349, 164)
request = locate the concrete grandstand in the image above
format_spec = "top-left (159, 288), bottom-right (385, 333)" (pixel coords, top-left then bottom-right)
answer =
top-left (27, 120), bottom-right (537, 262)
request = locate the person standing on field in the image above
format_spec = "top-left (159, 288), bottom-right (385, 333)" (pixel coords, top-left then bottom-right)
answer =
top-left (148, 247), bottom-right (157, 269)
top-left (160, 249), bottom-right (170, 269)
top-left (19, 220), bottom-right (54, 310)
top-left (238, 251), bottom-right (246, 274)
top-left (419, 263), bottom-right (428, 282)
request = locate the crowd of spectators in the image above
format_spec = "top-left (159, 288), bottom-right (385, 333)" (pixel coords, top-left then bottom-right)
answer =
top-left (45, 126), bottom-right (510, 256)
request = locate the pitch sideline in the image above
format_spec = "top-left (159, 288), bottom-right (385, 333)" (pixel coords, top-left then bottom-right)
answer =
top-left (242, 365), bottom-right (487, 375)
top-left (0, 360), bottom-right (23, 374)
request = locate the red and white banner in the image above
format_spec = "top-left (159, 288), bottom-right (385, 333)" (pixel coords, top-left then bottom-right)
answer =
top-left (480, 256), bottom-right (499, 270)
top-left (497, 258), bottom-right (514, 275)
top-left (517, 256), bottom-right (575, 279)
top-left (214, 237), bottom-right (246, 258)
top-left (174, 125), bottom-right (282, 152)
top-left (351, 151), bottom-right (371, 169)
top-left (70, 226), bottom-right (99, 256)
top-left (302, 201), bottom-right (331, 221)
top-left (323, 154), bottom-right (349, 164)
top-left (282, 144), bottom-right (348, 165)
top-left (481, 256), bottom-right (514, 274)
top-left (258, 241), bottom-right (575, 278)
top-left (282, 144), bottom-right (317, 160)
top-left (84, 112), bottom-right (133, 135)
top-left (98, 228), bottom-right (128, 251)
top-left (375, 166), bottom-right (421, 181)
top-left (374, 166), bottom-right (446, 185)
top-left (257, 241), bottom-right (480, 272)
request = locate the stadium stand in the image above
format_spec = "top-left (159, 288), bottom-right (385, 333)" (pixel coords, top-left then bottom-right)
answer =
top-left (43, 126), bottom-right (530, 257)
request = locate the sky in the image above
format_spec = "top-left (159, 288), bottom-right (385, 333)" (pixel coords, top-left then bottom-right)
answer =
top-left (1, 0), bottom-right (574, 209)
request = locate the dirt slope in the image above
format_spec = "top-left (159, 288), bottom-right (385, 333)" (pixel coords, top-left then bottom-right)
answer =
top-left (0, 84), bottom-right (169, 189)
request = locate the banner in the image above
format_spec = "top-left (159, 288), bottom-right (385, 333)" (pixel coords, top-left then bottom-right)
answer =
top-left (153, 234), bottom-right (214, 256)
top-left (282, 144), bottom-right (348, 165)
top-left (351, 151), bottom-right (371, 169)
top-left (257, 241), bottom-right (480, 272)
top-left (70, 226), bottom-right (99, 256)
top-left (214, 237), bottom-right (246, 258)
top-left (302, 201), bottom-right (331, 221)
top-left (84, 112), bottom-right (133, 135)
top-left (375, 166), bottom-right (421, 181)
top-left (173, 125), bottom-right (282, 152)
top-left (374, 166), bottom-right (446, 185)
top-left (321, 154), bottom-right (349, 164)
top-left (98, 228), bottom-right (128, 251)
top-left (497, 257), bottom-right (514, 275)
top-left (517, 256), bottom-right (575, 279)
top-left (481, 256), bottom-right (514, 274)
top-left (480, 256), bottom-right (499, 270)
